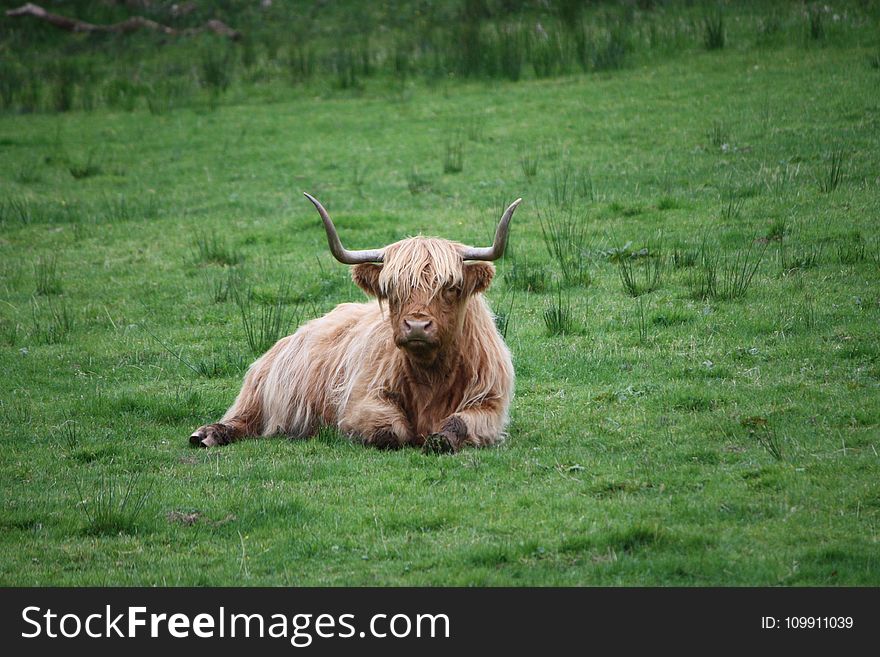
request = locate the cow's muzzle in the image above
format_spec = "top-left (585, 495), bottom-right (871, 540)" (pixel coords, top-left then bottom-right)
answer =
top-left (397, 318), bottom-right (439, 351)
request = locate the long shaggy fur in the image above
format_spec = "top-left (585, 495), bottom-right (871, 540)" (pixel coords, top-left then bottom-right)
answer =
top-left (194, 237), bottom-right (514, 449)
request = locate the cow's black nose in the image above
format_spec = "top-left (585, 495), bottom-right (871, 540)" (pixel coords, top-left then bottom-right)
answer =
top-left (403, 319), bottom-right (433, 339)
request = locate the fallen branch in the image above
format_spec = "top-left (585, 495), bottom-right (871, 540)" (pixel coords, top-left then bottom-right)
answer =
top-left (5, 3), bottom-right (241, 41)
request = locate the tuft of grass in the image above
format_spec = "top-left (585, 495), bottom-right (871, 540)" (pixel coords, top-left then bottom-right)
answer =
top-left (103, 77), bottom-right (141, 112)
top-left (538, 203), bottom-right (592, 287)
top-left (492, 288), bottom-right (517, 340)
top-left (68, 152), bottom-right (102, 180)
top-left (765, 216), bottom-right (787, 242)
top-left (100, 194), bottom-right (133, 223)
top-left (288, 44), bottom-right (316, 85)
top-left (200, 45), bottom-right (235, 94)
top-left (331, 45), bottom-right (370, 91)
top-left (718, 243), bottom-right (768, 300)
top-left (464, 116), bottom-right (485, 142)
top-left (806, 5), bottom-right (825, 41)
top-left (2, 197), bottom-right (35, 225)
top-left (690, 240), bottom-right (766, 301)
top-left (74, 470), bottom-right (153, 536)
top-left (657, 196), bottom-right (678, 211)
top-left (30, 297), bottom-right (74, 344)
top-left (703, 10), bottom-right (726, 50)
top-left (760, 162), bottom-right (799, 196)
top-left (543, 284), bottom-right (577, 336)
top-left (672, 245), bottom-right (698, 269)
top-left (59, 420), bottom-right (80, 453)
top-left (617, 248), bottom-right (664, 297)
top-left (0, 316), bottom-right (20, 347)
top-left (193, 231), bottom-right (244, 267)
top-left (51, 59), bottom-right (82, 113)
top-left (799, 292), bottom-right (818, 331)
top-left (406, 167), bottom-right (433, 195)
top-left (34, 255), bottom-right (62, 296)
top-left (741, 416), bottom-right (784, 461)
top-left (193, 346), bottom-right (248, 379)
top-left (836, 233), bottom-right (867, 265)
top-left (1, 260), bottom-right (25, 294)
top-left (504, 261), bottom-right (549, 293)
top-left (635, 296), bottom-right (649, 344)
top-left (519, 149), bottom-right (540, 182)
top-left (818, 150), bottom-right (844, 193)
top-left (707, 121), bottom-right (729, 148)
top-left (443, 137), bottom-right (464, 174)
top-left (205, 266), bottom-right (245, 303)
top-left (549, 162), bottom-right (595, 207)
top-left (236, 285), bottom-right (297, 355)
top-left (779, 241), bottom-right (824, 272)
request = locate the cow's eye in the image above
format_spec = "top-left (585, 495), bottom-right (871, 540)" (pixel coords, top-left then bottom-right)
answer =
top-left (443, 286), bottom-right (461, 301)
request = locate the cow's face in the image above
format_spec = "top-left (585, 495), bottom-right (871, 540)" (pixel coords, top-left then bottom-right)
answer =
top-left (352, 237), bottom-right (494, 364)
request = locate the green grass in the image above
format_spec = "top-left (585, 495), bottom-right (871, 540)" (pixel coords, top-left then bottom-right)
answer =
top-left (1, 2), bottom-right (879, 586)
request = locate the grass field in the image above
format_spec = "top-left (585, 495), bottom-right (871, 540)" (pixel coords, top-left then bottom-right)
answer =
top-left (1, 1), bottom-right (879, 585)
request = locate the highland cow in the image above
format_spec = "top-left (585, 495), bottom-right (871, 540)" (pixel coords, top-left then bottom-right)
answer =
top-left (189, 193), bottom-right (521, 453)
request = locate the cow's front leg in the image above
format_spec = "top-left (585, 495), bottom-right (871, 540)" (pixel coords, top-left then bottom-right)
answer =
top-left (423, 405), bottom-right (506, 454)
top-left (339, 399), bottom-right (414, 450)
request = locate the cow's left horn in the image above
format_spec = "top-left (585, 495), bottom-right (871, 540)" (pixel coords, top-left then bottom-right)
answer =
top-left (460, 198), bottom-right (522, 262)
top-left (303, 193), bottom-right (384, 264)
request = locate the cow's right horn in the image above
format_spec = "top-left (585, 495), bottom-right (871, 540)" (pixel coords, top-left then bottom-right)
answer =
top-left (303, 193), bottom-right (384, 264)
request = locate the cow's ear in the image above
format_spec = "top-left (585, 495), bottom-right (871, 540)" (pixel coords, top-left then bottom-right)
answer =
top-left (352, 263), bottom-right (384, 298)
top-left (463, 262), bottom-right (495, 296)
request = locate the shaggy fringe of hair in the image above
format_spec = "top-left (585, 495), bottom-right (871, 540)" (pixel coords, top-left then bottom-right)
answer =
top-left (379, 237), bottom-right (466, 303)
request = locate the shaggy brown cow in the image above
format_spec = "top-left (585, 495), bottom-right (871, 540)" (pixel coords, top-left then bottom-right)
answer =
top-left (188, 193), bottom-right (521, 453)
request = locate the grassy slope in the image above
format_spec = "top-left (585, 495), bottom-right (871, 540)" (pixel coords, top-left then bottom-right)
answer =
top-left (1, 41), bottom-right (878, 585)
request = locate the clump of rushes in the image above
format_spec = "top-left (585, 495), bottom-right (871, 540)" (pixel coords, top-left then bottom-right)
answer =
top-left (205, 266), bottom-right (245, 303)
top-left (519, 149), bottom-right (539, 182)
top-left (235, 285), bottom-right (297, 355)
top-left (443, 137), bottom-right (464, 174)
top-left (836, 232), bottom-right (867, 265)
top-left (74, 470), bottom-right (153, 536)
top-left (720, 194), bottom-right (743, 222)
top-left (34, 254), bottom-right (62, 295)
top-left (635, 296), bottom-right (649, 344)
top-left (543, 284), bottom-right (577, 336)
top-left (741, 416), bottom-right (783, 461)
top-left (672, 245), bottom-right (698, 269)
top-left (504, 261), bottom-right (549, 293)
top-left (707, 121), bottom-right (729, 148)
top-left (818, 149), bottom-right (844, 193)
top-left (193, 230), bottom-right (243, 266)
top-left (779, 241), bottom-right (824, 273)
top-left (407, 167), bottom-right (433, 195)
top-left (691, 241), bottom-right (767, 301)
top-left (703, 10), bottom-right (725, 50)
top-left (538, 203), bottom-right (591, 287)
top-left (493, 288), bottom-right (517, 339)
top-left (30, 297), bottom-right (73, 344)
top-left (617, 246), bottom-right (664, 297)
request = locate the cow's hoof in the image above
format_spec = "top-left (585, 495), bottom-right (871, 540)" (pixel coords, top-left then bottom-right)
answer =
top-left (422, 432), bottom-right (456, 455)
top-left (189, 423), bottom-right (230, 448)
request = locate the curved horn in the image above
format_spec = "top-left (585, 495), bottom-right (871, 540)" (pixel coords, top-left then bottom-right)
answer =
top-left (303, 193), bottom-right (384, 264)
top-left (460, 198), bottom-right (522, 261)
